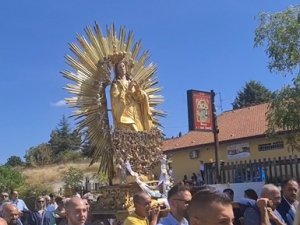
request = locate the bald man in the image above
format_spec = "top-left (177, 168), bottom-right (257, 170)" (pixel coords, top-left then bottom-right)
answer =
top-left (188, 188), bottom-right (234, 225)
top-left (124, 192), bottom-right (159, 225)
top-left (243, 184), bottom-right (285, 225)
top-left (64, 197), bottom-right (87, 225)
top-left (0, 218), bottom-right (8, 225)
top-left (2, 204), bottom-right (22, 225)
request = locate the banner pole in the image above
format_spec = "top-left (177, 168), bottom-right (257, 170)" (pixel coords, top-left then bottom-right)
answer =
top-left (211, 90), bottom-right (220, 183)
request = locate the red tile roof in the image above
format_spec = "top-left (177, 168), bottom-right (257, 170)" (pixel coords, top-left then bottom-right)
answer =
top-left (163, 103), bottom-right (269, 152)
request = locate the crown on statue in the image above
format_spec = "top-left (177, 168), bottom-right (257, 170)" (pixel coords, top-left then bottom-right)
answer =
top-left (107, 41), bottom-right (126, 65)
top-left (108, 51), bottom-right (127, 65)
top-left (100, 41), bottom-right (134, 73)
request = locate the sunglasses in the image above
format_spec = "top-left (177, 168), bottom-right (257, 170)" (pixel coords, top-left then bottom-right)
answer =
top-left (37, 201), bottom-right (44, 203)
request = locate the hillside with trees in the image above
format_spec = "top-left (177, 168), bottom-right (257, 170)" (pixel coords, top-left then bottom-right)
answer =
top-left (24, 115), bottom-right (85, 166)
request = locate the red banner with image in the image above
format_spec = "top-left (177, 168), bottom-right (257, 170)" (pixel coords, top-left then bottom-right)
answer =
top-left (192, 91), bottom-right (213, 131)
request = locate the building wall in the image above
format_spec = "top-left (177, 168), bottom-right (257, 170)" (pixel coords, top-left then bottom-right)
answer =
top-left (166, 135), bottom-right (297, 182)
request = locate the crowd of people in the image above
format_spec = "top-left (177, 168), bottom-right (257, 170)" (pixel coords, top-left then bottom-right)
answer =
top-left (124, 178), bottom-right (299, 225)
top-left (224, 178), bottom-right (299, 225)
top-left (0, 178), bottom-right (299, 225)
top-left (0, 191), bottom-right (92, 225)
top-left (182, 173), bottom-right (205, 186)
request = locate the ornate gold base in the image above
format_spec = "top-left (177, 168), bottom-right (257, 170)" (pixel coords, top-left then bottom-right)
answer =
top-left (90, 183), bottom-right (141, 212)
top-left (112, 128), bottom-right (163, 175)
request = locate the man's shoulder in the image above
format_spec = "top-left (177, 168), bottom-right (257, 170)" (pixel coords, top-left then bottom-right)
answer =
top-left (273, 209), bottom-right (285, 223)
top-left (15, 199), bottom-right (26, 205)
top-left (124, 214), bottom-right (147, 225)
top-left (244, 207), bottom-right (259, 215)
top-left (157, 213), bottom-right (189, 225)
top-left (243, 207), bottom-right (260, 225)
top-left (158, 213), bottom-right (174, 225)
top-left (157, 216), bottom-right (170, 225)
top-left (277, 198), bottom-right (289, 212)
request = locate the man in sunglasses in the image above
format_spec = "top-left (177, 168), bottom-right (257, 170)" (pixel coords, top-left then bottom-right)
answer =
top-left (1, 193), bottom-right (9, 202)
top-left (0, 193), bottom-right (10, 217)
top-left (157, 183), bottom-right (191, 225)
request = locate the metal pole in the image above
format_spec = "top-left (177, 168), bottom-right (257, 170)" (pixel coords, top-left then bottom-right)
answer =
top-left (211, 90), bottom-right (220, 183)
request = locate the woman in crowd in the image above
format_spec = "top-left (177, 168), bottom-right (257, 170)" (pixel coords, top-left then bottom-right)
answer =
top-left (28, 196), bottom-right (51, 225)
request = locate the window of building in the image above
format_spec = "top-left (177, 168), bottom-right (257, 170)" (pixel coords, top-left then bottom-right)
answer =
top-left (258, 141), bottom-right (284, 152)
top-left (189, 150), bottom-right (199, 159)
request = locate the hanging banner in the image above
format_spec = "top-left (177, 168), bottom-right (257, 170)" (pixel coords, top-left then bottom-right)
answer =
top-left (187, 90), bottom-right (213, 131)
top-left (227, 143), bottom-right (250, 160)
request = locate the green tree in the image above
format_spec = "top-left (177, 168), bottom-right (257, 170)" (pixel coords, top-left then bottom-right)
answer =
top-left (267, 77), bottom-right (300, 152)
top-left (25, 143), bottom-right (53, 166)
top-left (255, 6), bottom-right (300, 75)
top-left (0, 166), bottom-right (25, 192)
top-left (232, 80), bottom-right (273, 109)
top-left (58, 150), bottom-right (83, 163)
top-left (49, 115), bottom-right (81, 156)
top-left (63, 167), bottom-right (84, 190)
top-left (80, 130), bottom-right (93, 157)
top-left (255, 5), bottom-right (300, 152)
top-left (5, 156), bottom-right (24, 167)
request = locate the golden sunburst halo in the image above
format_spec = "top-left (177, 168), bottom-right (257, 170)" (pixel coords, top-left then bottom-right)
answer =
top-left (62, 23), bottom-right (165, 179)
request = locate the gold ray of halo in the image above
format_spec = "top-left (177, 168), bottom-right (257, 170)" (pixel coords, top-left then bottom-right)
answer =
top-left (63, 23), bottom-right (165, 178)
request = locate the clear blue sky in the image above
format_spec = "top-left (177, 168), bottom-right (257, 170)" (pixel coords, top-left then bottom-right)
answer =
top-left (0, 1), bottom-right (298, 164)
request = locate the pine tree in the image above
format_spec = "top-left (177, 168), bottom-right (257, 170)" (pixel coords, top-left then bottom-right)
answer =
top-left (232, 80), bottom-right (273, 109)
top-left (49, 115), bottom-right (81, 155)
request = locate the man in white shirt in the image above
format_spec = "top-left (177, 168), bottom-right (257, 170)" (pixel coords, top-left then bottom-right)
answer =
top-left (10, 191), bottom-right (28, 212)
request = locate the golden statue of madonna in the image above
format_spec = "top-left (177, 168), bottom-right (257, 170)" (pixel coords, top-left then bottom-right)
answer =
top-left (111, 59), bottom-right (153, 132)
top-left (62, 24), bottom-right (165, 182)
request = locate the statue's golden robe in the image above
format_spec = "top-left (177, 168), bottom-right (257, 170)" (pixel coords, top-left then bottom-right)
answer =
top-left (110, 79), bottom-right (153, 131)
